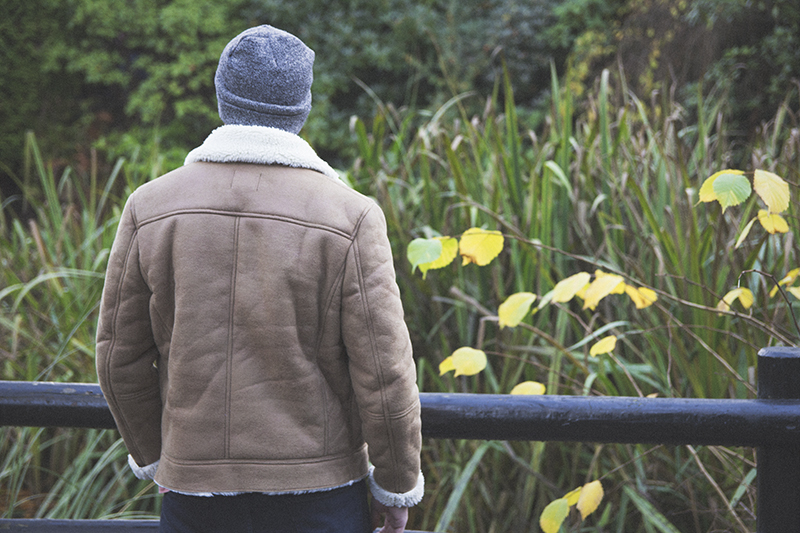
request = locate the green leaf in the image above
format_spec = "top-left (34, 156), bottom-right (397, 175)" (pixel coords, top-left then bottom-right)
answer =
top-left (418, 237), bottom-right (458, 278)
top-left (407, 238), bottom-right (442, 274)
top-left (699, 169), bottom-right (744, 203)
top-left (712, 172), bottom-right (751, 212)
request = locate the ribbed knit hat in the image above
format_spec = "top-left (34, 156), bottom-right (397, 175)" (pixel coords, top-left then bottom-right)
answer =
top-left (215, 25), bottom-right (314, 134)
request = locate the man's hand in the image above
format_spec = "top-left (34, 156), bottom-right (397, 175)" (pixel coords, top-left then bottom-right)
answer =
top-left (371, 499), bottom-right (409, 533)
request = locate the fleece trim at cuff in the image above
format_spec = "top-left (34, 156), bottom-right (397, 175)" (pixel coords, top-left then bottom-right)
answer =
top-left (128, 455), bottom-right (159, 480)
top-left (367, 465), bottom-right (424, 508)
top-left (184, 125), bottom-right (341, 182)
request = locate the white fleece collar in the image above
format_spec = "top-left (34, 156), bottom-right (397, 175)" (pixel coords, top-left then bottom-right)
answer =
top-left (185, 125), bottom-right (341, 181)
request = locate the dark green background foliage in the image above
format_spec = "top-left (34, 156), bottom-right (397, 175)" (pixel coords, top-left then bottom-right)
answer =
top-left (1, 0), bottom-right (798, 194)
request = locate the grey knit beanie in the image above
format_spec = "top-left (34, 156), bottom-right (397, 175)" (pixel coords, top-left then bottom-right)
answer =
top-left (215, 25), bottom-right (314, 134)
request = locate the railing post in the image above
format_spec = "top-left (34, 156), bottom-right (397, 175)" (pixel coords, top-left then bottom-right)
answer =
top-left (757, 346), bottom-right (800, 532)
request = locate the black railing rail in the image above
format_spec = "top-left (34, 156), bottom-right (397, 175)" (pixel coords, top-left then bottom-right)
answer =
top-left (1, 346), bottom-right (799, 532)
top-left (0, 519), bottom-right (431, 533)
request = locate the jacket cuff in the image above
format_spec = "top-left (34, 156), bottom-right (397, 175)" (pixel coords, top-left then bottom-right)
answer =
top-left (128, 454), bottom-right (159, 480)
top-left (367, 465), bottom-right (424, 507)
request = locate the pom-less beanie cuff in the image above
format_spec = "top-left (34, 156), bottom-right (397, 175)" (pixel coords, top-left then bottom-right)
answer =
top-left (215, 25), bottom-right (314, 134)
top-left (217, 96), bottom-right (311, 134)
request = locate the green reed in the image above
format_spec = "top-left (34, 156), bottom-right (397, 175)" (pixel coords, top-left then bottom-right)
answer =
top-left (1, 133), bottom-right (162, 519)
top-left (1, 66), bottom-right (797, 530)
top-left (348, 66), bottom-right (797, 532)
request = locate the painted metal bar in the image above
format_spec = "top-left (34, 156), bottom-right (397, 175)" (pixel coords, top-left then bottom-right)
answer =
top-left (420, 393), bottom-right (800, 447)
top-left (0, 520), bottom-right (430, 533)
top-left (4, 367), bottom-right (800, 531)
top-left (0, 381), bottom-right (116, 429)
top-left (0, 519), bottom-right (159, 532)
top-left (756, 346), bottom-right (800, 533)
top-left (2, 381), bottom-right (800, 448)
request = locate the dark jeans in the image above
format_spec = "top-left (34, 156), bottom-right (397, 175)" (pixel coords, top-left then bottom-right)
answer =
top-left (159, 480), bottom-right (371, 533)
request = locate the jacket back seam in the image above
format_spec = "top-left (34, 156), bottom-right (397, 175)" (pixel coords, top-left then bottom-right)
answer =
top-left (349, 205), bottom-right (400, 483)
top-left (102, 228), bottom-right (146, 461)
top-left (315, 208), bottom-right (367, 456)
top-left (136, 209), bottom-right (353, 239)
top-left (224, 217), bottom-right (241, 459)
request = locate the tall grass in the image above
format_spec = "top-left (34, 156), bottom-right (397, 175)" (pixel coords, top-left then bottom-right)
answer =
top-left (1, 133), bottom-right (170, 518)
top-left (347, 66), bottom-right (798, 532)
top-left (1, 68), bottom-right (798, 530)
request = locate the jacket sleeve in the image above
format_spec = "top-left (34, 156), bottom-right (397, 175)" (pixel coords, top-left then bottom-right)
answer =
top-left (96, 195), bottom-right (163, 467)
top-left (341, 204), bottom-right (423, 507)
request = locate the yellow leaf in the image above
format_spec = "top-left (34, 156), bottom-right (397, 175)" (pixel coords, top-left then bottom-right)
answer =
top-left (624, 285), bottom-right (657, 309)
top-left (780, 268), bottom-right (800, 285)
top-left (753, 169), bottom-right (790, 213)
top-left (771, 268), bottom-right (800, 297)
top-left (576, 480), bottom-right (604, 520)
top-left (716, 288), bottom-right (754, 313)
top-left (510, 381), bottom-right (546, 395)
top-left (596, 271), bottom-right (626, 294)
top-left (589, 335), bottom-right (617, 356)
top-left (735, 217), bottom-right (757, 249)
top-left (575, 284), bottom-right (588, 300)
top-left (438, 357), bottom-right (456, 375)
top-left (498, 292), bottom-right (537, 329)
top-left (698, 169), bottom-right (745, 203)
top-left (789, 287), bottom-right (800, 299)
top-left (698, 175), bottom-right (718, 203)
top-left (539, 498), bottom-right (569, 533)
top-left (551, 272), bottom-right (592, 303)
top-left (418, 237), bottom-right (459, 278)
top-left (583, 272), bottom-right (625, 310)
top-left (459, 228), bottom-right (504, 266)
top-left (757, 210), bottom-right (789, 234)
top-left (439, 347), bottom-right (487, 377)
top-left (564, 487), bottom-right (582, 506)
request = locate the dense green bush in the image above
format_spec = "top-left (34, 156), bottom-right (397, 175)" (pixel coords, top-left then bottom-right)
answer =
top-left (4, 0), bottom-right (796, 196)
top-left (3, 0), bottom-right (559, 186)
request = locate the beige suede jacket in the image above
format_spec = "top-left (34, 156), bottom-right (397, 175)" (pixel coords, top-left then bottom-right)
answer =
top-left (96, 125), bottom-right (423, 506)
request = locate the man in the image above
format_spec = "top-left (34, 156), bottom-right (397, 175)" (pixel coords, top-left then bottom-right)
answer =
top-left (96, 24), bottom-right (423, 533)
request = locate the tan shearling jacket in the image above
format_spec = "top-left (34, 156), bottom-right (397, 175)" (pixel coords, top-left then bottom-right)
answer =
top-left (96, 125), bottom-right (423, 506)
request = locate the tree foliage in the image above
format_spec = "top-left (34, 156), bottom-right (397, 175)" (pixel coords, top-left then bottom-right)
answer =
top-left (2, 0), bottom-right (798, 199)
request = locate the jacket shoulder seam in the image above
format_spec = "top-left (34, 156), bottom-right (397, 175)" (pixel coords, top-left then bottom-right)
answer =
top-left (136, 208), bottom-right (354, 239)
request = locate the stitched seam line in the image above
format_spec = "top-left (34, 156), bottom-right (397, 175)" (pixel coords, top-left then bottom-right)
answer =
top-left (359, 400), bottom-right (418, 420)
top-left (103, 222), bottom-right (145, 460)
top-left (315, 224), bottom-right (359, 455)
top-left (225, 217), bottom-right (241, 458)
top-left (351, 206), bottom-right (400, 484)
top-left (161, 443), bottom-right (366, 466)
top-left (112, 387), bottom-right (161, 401)
top-left (137, 209), bottom-right (351, 239)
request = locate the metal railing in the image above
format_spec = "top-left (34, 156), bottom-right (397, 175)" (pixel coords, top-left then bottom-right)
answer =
top-left (1, 346), bottom-right (799, 532)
